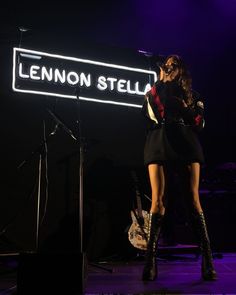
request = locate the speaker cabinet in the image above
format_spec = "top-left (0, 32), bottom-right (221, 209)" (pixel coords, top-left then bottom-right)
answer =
top-left (17, 252), bottom-right (86, 294)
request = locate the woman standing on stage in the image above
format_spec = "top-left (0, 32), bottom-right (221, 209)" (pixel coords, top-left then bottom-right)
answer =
top-left (141, 54), bottom-right (217, 281)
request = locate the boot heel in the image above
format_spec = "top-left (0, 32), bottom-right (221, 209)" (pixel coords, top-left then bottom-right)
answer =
top-left (142, 212), bottom-right (164, 281)
top-left (192, 212), bottom-right (217, 281)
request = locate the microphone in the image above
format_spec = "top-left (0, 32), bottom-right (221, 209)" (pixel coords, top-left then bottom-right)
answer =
top-left (158, 61), bottom-right (178, 76)
top-left (47, 109), bottom-right (77, 141)
top-left (162, 65), bottom-right (173, 75)
top-left (165, 67), bottom-right (173, 75)
top-left (164, 63), bottom-right (179, 75)
top-left (157, 63), bottom-right (172, 75)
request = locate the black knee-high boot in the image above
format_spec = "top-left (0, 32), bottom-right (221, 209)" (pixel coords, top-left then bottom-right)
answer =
top-left (142, 212), bottom-right (164, 281)
top-left (192, 212), bottom-right (217, 280)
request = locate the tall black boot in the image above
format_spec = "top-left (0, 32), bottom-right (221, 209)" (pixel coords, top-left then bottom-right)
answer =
top-left (192, 211), bottom-right (217, 280)
top-left (142, 212), bottom-right (164, 281)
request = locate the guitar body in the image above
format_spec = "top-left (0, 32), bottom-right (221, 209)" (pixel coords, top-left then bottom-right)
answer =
top-left (128, 209), bottom-right (149, 250)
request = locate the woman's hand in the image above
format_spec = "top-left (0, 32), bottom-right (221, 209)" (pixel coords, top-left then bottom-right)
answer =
top-left (170, 96), bottom-right (188, 109)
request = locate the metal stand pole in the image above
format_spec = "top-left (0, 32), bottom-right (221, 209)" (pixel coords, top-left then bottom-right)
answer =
top-left (75, 93), bottom-right (112, 278)
top-left (17, 119), bottom-right (59, 253)
top-left (36, 153), bottom-right (42, 252)
top-left (78, 138), bottom-right (84, 254)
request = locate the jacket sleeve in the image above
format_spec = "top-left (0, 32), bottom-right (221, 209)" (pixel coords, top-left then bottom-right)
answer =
top-left (181, 92), bottom-right (205, 132)
top-left (141, 81), bottom-right (165, 125)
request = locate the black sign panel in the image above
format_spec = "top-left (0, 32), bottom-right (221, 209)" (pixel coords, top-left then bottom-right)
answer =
top-left (12, 48), bottom-right (157, 108)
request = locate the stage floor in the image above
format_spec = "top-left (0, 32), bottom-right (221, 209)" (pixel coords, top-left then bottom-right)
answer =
top-left (85, 252), bottom-right (236, 294)
top-left (1, 252), bottom-right (236, 294)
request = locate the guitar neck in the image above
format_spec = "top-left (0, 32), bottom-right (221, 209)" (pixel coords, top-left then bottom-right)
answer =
top-left (131, 171), bottom-right (143, 218)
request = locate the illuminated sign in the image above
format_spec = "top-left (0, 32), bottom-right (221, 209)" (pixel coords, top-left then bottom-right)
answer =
top-left (12, 48), bottom-right (157, 108)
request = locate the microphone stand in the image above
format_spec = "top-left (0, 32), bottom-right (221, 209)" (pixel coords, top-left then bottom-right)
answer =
top-left (74, 94), bottom-right (84, 256)
top-left (17, 120), bottom-right (59, 252)
top-left (46, 109), bottom-right (82, 249)
top-left (45, 108), bottom-right (89, 293)
top-left (47, 105), bottom-right (90, 290)
top-left (74, 91), bottom-right (113, 278)
top-left (74, 89), bottom-right (86, 291)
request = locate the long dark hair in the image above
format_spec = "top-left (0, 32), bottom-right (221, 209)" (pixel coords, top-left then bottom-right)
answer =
top-left (165, 55), bottom-right (193, 106)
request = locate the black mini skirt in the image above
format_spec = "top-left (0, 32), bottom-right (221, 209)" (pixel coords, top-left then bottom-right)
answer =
top-left (144, 123), bottom-right (205, 166)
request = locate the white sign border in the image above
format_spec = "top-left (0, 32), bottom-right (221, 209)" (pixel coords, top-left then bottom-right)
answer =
top-left (12, 47), bottom-right (157, 108)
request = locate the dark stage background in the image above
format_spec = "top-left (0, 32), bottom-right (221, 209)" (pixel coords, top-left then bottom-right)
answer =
top-left (0, 1), bottom-right (236, 260)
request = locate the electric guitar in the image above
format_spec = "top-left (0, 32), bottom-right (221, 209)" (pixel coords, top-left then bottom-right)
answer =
top-left (128, 170), bottom-right (149, 250)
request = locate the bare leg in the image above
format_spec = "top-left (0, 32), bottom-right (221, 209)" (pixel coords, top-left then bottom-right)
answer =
top-left (148, 164), bottom-right (165, 214)
top-left (187, 162), bottom-right (217, 280)
top-left (142, 163), bottom-right (165, 281)
top-left (188, 162), bottom-right (203, 213)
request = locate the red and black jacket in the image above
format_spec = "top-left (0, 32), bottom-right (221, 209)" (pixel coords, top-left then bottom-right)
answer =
top-left (142, 81), bottom-right (205, 132)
